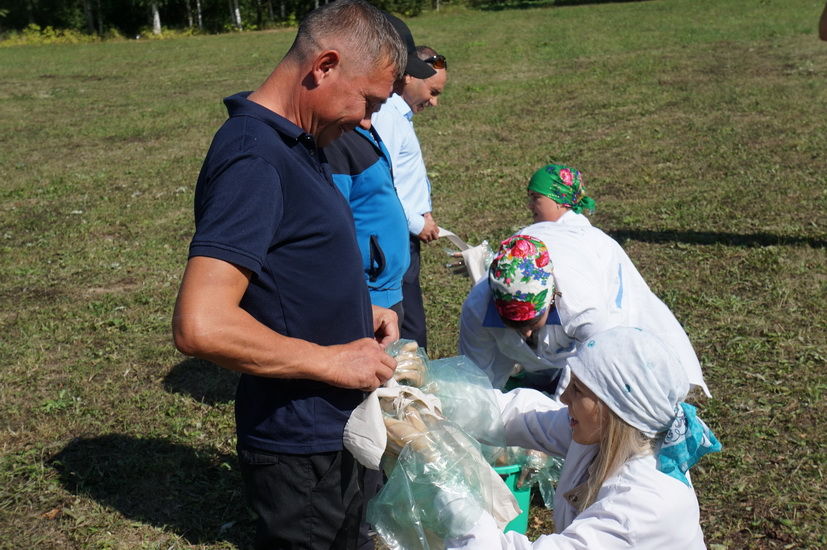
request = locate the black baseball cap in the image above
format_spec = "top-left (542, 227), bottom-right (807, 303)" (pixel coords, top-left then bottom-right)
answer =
top-left (383, 12), bottom-right (436, 79)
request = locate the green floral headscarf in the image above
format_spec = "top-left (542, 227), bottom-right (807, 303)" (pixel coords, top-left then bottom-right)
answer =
top-left (528, 163), bottom-right (596, 214)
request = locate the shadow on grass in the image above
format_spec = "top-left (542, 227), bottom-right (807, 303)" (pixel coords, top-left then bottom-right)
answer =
top-left (164, 357), bottom-right (239, 405)
top-left (609, 229), bottom-right (827, 249)
top-left (50, 434), bottom-right (254, 547)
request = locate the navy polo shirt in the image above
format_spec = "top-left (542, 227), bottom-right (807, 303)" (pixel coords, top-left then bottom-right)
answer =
top-left (190, 92), bottom-right (374, 454)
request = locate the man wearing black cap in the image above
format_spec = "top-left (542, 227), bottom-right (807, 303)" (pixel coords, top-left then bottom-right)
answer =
top-left (372, 18), bottom-right (449, 351)
top-left (383, 12), bottom-right (439, 80)
top-left (324, 13), bottom-right (442, 341)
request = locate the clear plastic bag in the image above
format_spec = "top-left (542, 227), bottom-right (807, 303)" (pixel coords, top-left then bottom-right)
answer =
top-left (387, 339), bottom-right (430, 388)
top-left (534, 454), bottom-right (565, 509)
top-left (369, 344), bottom-right (534, 547)
top-left (422, 355), bottom-right (506, 451)
top-left (386, 343), bottom-right (506, 455)
top-left (368, 418), bottom-right (519, 550)
top-left (491, 446), bottom-right (565, 509)
top-left (460, 239), bottom-right (495, 283)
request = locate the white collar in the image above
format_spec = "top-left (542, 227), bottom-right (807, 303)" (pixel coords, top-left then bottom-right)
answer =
top-left (556, 209), bottom-right (592, 226)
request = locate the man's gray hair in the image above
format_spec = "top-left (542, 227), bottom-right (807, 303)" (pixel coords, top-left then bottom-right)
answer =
top-left (288, 0), bottom-right (406, 79)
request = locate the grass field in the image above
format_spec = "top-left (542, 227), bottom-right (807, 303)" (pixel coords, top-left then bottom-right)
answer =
top-left (1, 0), bottom-right (825, 548)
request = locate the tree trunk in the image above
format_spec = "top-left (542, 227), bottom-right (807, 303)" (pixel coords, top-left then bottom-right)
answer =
top-left (229, 0), bottom-right (242, 30)
top-left (279, 0), bottom-right (285, 20)
top-left (185, 0), bottom-right (193, 28)
top-left (96, 0), bottom-right (103, 35)
top-left (195, 0), bottom-right (203, 29)
top-left (151, 2), bottom-right (161, 35)
top-left (83, 0), bottom-right (95, 34)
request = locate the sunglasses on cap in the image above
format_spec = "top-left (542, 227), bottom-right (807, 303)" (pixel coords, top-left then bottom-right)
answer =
top-left (423, 54), bottom-right (447, 70)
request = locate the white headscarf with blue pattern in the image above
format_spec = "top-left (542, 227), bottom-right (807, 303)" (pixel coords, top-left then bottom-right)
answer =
top-left (568, 326), bottom-right (721, 486)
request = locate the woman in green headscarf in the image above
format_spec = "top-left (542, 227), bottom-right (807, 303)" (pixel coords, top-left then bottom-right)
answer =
top-left (527, 163), bottom-right (596, 224)
top-left (459, 164), bottom-right (710, 399)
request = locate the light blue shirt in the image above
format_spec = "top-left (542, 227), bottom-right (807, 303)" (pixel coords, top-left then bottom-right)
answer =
top-left (372, 93), bottom-right (432, 236)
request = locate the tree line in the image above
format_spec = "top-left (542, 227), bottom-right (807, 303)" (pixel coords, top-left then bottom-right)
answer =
top-left (0, 0), bottom-right (436, 38)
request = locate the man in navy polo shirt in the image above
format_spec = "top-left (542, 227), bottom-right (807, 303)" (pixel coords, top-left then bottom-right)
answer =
top-left (172, 1), bottom-right (406, 548)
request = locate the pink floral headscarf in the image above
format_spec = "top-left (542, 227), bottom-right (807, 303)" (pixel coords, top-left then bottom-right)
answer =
top-left (488, 234), bottom-right (556, 322)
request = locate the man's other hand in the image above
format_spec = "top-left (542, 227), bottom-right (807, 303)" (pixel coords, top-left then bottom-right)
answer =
top-left (372, 305), bottom-right (399, 348)
top-left (418, 212), bottom-right (439, 242)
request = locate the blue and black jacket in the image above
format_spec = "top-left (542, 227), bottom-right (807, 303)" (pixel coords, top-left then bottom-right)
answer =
top-left (325, 127), bottom-right (410, 308)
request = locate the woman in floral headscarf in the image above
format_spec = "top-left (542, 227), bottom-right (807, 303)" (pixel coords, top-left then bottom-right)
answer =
top-left (458, 221), bottom-right (710, 399)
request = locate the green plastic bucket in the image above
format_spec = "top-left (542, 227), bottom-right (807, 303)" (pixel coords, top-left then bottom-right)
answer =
top-left (494, 464), bottom-right (531, 534)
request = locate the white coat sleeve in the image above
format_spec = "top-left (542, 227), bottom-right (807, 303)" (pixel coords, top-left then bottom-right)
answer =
top-left (459, 284), bottom-right (517, 389)
top-left (493, 388), bottom-right (572, 458)
top-left (447, 469), bottom-right (702, 550)
top-left (446, 505), bottom-right (634, 550)
top-left (553, 260), bottom-right (613, 344)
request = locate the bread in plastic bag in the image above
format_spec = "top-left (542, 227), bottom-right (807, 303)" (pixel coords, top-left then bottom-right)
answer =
top-left (368, 418), bottom-right (519, 550)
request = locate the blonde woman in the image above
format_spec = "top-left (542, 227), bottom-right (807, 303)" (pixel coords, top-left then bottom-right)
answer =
top-left (444, 327), bottom-right (721, 550)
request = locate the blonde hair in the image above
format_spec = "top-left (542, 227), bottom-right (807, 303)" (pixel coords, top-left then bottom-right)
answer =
top-left (570, 405), bottom-right (656, 510)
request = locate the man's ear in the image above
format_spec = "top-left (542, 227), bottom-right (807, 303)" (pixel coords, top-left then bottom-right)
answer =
top-left (392, 76), bottom-right (407, 96)
top-left (310, 50), bottom-right (341, 86)
top-left (392, 74), bottom-right (412, 96)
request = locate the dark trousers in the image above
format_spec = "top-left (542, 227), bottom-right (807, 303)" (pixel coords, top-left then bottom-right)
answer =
top-left (238, 446), bottom-right (379, 550)
top-left (401, 235), bottom-right (427, 350)
top-left (388, 301), bottom-right (404, 333)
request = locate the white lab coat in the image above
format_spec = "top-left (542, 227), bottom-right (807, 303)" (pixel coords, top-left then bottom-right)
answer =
top-left (458, 217), bottom-right (710, 396)
top-left (447, 388), bottom-right (707, 550)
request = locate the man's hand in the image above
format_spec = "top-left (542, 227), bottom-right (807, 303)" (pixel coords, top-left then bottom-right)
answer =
top-left (372, 305), bottom-right (399, 348)
top-left (418, 212), bottom-right (439, 243)
top-left (325, 338), bottom-right (397, 392)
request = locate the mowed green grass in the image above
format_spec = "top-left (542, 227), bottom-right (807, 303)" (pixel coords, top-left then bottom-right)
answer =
top-left (1, 0), bottom-right (825, 548)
